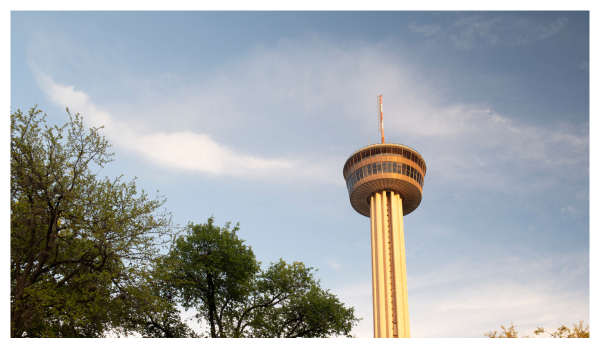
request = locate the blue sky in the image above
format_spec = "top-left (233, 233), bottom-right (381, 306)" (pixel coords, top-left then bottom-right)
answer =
top-left (11, 11), bottom-right (589, 338)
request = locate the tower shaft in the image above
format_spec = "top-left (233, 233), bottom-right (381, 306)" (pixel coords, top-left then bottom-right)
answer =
top-left (370, 190), bottom-right (410, 338)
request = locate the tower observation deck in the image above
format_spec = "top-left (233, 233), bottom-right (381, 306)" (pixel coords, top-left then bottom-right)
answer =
top-left (343, 96), bottom-right (426, 338)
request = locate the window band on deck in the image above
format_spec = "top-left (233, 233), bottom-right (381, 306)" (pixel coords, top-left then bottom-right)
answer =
top-left (343, 146), bottom-right (426, 178)
top-left (346, 161), bottom-right (424, 193)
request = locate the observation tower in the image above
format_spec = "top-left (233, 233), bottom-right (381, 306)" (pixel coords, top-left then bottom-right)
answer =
top-left (342, 96), bottom-right (426, 338)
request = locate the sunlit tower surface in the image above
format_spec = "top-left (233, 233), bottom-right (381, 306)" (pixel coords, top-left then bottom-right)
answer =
top-left (342, 96), bottom-right (426, 338)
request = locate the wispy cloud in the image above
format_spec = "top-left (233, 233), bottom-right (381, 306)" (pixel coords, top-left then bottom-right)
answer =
top-left (406, 23), bottom-right (441, 36)
top-left (35, 73), bottom-right (341, 183)
top-left (560, 205), bottom-right (583, 219)
top-left (409, 252), bottom-right (588, 338)
top-left (409, 15), bottom-right (568, 51)
top-left (32, 36), bottom-right (587, 198)
top-left (426, 114), bottom-right (588, 197)
top-left (334, 252), bottom-right (588, 338)
top-left (327, 259), bottom-right (342, 270)
top-left (23, 18), bottom-right (588, 338)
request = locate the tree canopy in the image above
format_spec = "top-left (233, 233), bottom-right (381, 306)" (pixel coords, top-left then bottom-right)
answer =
top-left (11, 107), bottom-right (175, 337)
top-left (165, 218), bottom-right (360, 338)
top-left (484, 321), bottom-right (589, 338)
top-left (11, 106), bottom-right (360, 338)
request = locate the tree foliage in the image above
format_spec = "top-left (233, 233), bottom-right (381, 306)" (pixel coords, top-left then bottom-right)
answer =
top-left (166, 218), bottom-right (360, 338)
top-left (11, 106), bottom-right (359, 338)
top-left (484, 321), bottom-right (589, 338)
top-left (10, 107), bottom-right (175, 337)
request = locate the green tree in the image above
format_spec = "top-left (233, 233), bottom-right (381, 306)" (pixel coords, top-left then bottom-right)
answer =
top-left (124, 257), bottom-right (201, 338)
top-left (166, 218), bottom-right (360, 338)
top-left (10, 107), bottom-right (177, 337)
top-left (484, 321), bottom-right (589, 338)
top-left (11, 106), bottom-right (358, 338)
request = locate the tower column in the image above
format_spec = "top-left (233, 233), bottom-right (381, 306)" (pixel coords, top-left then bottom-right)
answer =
top-left (373, 192), bottom-right (388, 338)
top-left (370, 195), bottom-right (380, 338)
top-left (370, 190), bottom-right (411, 338)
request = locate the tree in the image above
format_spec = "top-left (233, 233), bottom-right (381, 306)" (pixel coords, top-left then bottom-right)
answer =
top-left (123, 257), bottom-right (202, 338)
top-left (484, 321), bottom-right (589, 338)
top-left (11, 107), bottom-right (176, 337)
top-left (484, 323), bottom-right (522, 338)
top-left (165, 218), bottom-right (360, 338)
top-left (11, 106), bottom-right (359, 338)
top-left (533, 321), bottom-right (589, 338)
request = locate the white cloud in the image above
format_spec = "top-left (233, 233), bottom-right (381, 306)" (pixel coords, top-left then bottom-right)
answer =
top-left (32, 36), bottom-right (587, 197)
top-left (409, 254), bottom-right (588, 338)
top-left (25, 27), bottom-right (588, 338)
top-left (537, 18), bottom-right (568, 39)
top-left (427, 115), bottom-right (588, 196)
top-left (327, 259), bottom-right (342, 270)
top-left (409, 15), bottom-right (568, 51)
top-left (560, 205), bottom-right (581, 219)
top-left (407, 23), bottom-right (441, 36)
top-left (334, 252), bottom-right (588, 338)
top-left (35, 73), bottom-right (341, 183)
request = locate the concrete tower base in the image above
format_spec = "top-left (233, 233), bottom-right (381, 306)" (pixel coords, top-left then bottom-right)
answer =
top-left (370, 190), bottom-right (410, 338)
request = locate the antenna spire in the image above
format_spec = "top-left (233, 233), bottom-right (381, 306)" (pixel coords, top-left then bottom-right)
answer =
top-left (378, 95), bottom-right (385, 144)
